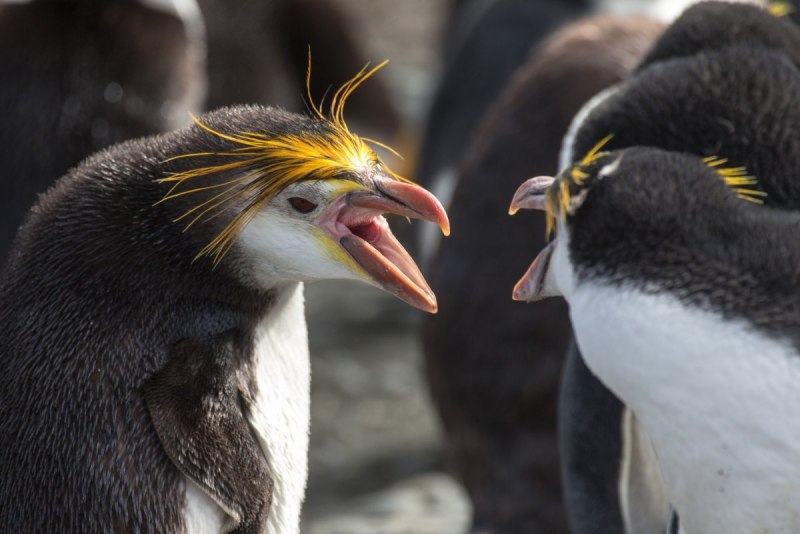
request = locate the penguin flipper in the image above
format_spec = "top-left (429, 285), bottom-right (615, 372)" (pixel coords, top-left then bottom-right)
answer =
top-left (144, 332), bottom-right (273, 534)
top-left (559, 341), bottom-right (670, 534)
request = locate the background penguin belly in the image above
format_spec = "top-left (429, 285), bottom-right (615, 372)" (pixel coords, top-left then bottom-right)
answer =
top-left (570, 283), bottom-right (800, 533)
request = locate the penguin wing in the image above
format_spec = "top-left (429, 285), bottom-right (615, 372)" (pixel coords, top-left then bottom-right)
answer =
top-left (144, 332), bottom-right (273, 532)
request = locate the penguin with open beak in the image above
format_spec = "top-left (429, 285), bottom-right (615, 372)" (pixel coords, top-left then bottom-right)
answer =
top-left (516, 2), bottom-right (800, 532)
top-left (0, 67), bottom-right (448, 533)
top-left (510, 145), bottom-right (800, 534)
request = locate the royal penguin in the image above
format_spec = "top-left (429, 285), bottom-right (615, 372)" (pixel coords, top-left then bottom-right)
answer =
top-left (510, 145), bottom-right (800, 534)
top-left (422, 13), bottom-right (663, 534)
top-left (534, 2), bottom-right (800, 532)
top-left (0, 73), bottom-right (448, 532)
top-left (0, 0), bottom-right (206, 266)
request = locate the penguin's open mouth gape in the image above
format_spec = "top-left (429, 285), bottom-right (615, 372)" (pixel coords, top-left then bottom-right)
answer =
top-left (513, 239), bottom-right (556, 302)
top-left (317, 176), bottom-right (449, 313)
top-left (509, 174), bottom-right (559, 302)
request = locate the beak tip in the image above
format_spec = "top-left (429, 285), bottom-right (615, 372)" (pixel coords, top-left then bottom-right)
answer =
top-left (508, 205), bottom-right (519, 216)
top-left (512, 286), bottom-right (526, 302)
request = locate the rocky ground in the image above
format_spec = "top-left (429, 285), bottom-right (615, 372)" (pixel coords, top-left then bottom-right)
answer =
top-left (300, 1), bottom-right (472, 532)
top-left (301, 283), bottom-right (470, 533)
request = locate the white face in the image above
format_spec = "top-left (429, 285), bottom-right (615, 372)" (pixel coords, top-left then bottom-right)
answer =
top-left (232, 172), bottom-right (447, 313)
top-left (238, 180), bottom-right (368, 288)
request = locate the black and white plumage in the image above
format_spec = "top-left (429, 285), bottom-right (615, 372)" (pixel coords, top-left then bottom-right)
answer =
top-left (0, 105), bottom-right (447, 532)
top-left (513, 1), bottom-right (800, 532)
top-left (511, 146), bottom-right (800, 533)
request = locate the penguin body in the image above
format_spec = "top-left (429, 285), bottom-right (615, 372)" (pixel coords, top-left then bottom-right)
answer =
top-left (422, 14), bottom-right (662, 533)
top-left (513, 147), bottom-right (800, 533)
top-left (0, 105), bottom-right (447, 532)
top-left (0, 0), bottom-right (206, 265)
top-left (519, 3), bottom-right (800, 531)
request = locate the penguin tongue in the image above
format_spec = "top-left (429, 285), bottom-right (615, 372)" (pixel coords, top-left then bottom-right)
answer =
top-left (340, 217), bottom-right (437, 313)
top-left (513, 239), bottom-right (557, 302)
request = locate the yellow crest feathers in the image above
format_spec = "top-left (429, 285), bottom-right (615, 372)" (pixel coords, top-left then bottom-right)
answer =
top-left (539, 139), bottom-right (766, 238)
top-left (702, 156), bottom-right (766, 203)
top-left (581, 134), bottom-right (614, 166)
top-left (542, 135), bottom-right (615, 236)
top-left (157, 55), bottom-right (408, 265)
top-left (768, 1), bottom-right (795, 17)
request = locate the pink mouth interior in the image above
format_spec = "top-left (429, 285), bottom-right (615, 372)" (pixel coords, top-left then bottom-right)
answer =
top-left (348, 218), bottom-right (382, 243)
top-left (330, 205), bottom-right (391, 249)
top-left (316, 197), bottom-right (436, 312)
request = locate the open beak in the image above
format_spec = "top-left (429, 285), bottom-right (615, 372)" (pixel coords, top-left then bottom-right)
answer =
top-left (509, 175), bottom-right (559, 302)
top-left (318, 175), bottom-right (449, 313)
top-left (508, 175), bottom-right (554, 215)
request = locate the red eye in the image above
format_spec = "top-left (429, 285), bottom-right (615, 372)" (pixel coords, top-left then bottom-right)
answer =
top-left (289, 197), bottom-right (318, 213)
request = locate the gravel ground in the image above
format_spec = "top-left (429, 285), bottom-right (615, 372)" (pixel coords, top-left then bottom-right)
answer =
top-left (300, 2), bottom-right (469, 531)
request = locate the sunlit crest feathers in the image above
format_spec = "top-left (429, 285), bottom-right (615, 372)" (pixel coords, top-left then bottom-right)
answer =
top-left (702, 156), bottom-right (766, 203)
top-left (541, 139), bottom-right (766, 237)
top-left (543, 135), bottom-right (614, 236)
top-left (157, 56), bottom-right (409, 265)
top-left (768, 1), bottom-right (795, 17)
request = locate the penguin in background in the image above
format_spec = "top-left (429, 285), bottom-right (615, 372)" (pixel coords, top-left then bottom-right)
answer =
top-left (197, 0), bottom-right (400, 141)
top-left (422, 13), bottom-right (663, 534)
top-left (0, 82), bottom-right (448, 533)
top-left (413, 0), bottom-right (756, 252)
top-left (510, 145), bottom-right (800, 534)
top-left (416, 0), bottom-right (591, 188)
top-left (415, 0), bottom-right (592, 261)
top-left (525, 2), bottom-right (800, 532)
top-left (0, 0), bottom-right (206, 266)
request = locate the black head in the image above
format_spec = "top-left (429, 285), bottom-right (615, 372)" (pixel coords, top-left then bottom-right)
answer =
top-left (555, 147), bottom-right (760, 279)
top-left (510, 145), bottom-right (768, 301)
top-left (638, 1), bottom-right (800, 70)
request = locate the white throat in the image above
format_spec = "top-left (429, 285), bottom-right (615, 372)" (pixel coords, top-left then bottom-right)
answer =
top-left (570, 282), bottom-right (800, 533)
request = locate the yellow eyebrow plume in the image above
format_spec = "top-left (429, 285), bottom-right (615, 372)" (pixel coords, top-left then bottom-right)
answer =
top-left (581, 134), bottom-right (614, 166)
top-left (703, 156), bottom-right (766, 204)
top-left (768, 2), bottom-right (794, 17)
top-left (157, 57), bottom-right (409, 266)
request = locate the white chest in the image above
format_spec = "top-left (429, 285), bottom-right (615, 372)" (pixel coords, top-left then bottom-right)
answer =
top-left (570, 283), bottom-right (800, 534)
top-left (246, 282), bottom-right (311, 534)
top-left (181, 283), bottom-right (311, 534)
